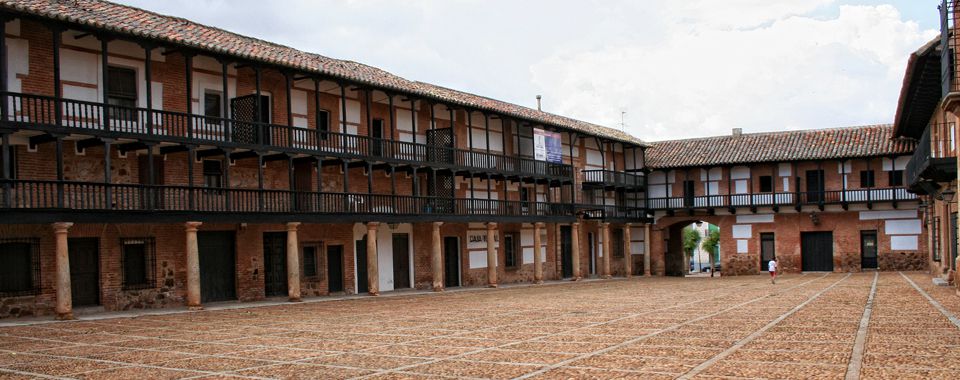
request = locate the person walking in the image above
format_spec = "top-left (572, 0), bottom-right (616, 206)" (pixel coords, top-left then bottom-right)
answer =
top-left (768, 257), bottom-right (778, 284)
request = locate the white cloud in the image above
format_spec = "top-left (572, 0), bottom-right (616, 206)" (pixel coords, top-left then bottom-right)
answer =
top-left (531, 4), bottom-right (938, 141)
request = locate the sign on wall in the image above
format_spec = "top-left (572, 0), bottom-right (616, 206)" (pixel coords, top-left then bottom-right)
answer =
top-left (533, 128), bottom-right (562, 163)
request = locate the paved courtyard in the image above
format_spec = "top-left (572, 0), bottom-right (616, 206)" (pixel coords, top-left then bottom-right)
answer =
top-left (1, 272), bottom-right (958, 380)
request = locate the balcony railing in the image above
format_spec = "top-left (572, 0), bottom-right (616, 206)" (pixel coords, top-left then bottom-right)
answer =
top-left (646, 188), bottom-right (916, 210)
top-left (581, 169), bottom-right (645, 189)
top-left (905, 124), bottom-right (958, 191)
top-left (576, 204), bottom-right (645, 220)
top-left (0, 179), bottom-right (574, 218)
top-left (0, 92), bottom-right (572, 180)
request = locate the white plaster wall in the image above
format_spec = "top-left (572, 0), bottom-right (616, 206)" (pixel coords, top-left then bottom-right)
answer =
top-left (352, 223), bottom-right (414, 292)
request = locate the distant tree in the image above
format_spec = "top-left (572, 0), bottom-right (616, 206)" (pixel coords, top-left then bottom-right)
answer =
top-left (682, 226), bottom-right (701, 271)
top-left (701, 229), bottom-right (720, 277)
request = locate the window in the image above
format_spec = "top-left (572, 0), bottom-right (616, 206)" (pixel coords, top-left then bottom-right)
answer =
top-left (0, 238), bottom-right (40, 296)
top-left (318, 110), bottom-right (330, 140)
top-left (204, 91), bottom-right (222, 123)
top-left (302, 244), bottom-right (320, 279)
top-left (759, 176), bottom-right (773, 193)
top-left (889, 170), bottom-right (904, 187)
top-left (860, 170), bottom-right (875, 188)
top-left (203, 160), bottom-right (223, 189)
top-left (121, 238), bottom-right (155, 290)
top-left (504, 233), bottom-right (518, 268)
top-left (107, 66), bottom-right (137, 121)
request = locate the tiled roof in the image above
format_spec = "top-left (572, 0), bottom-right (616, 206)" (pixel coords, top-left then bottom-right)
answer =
top-left (645, 124), bottom-right (916, 169)
top-left (0, 0), bottom-right (647, 147)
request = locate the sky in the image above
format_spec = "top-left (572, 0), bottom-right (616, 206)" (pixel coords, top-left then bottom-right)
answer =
top-left (116, 0), bottom-right (941, 142)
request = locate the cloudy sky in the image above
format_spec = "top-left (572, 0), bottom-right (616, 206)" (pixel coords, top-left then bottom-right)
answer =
top-left (118, 0), bottom-right (940, 142)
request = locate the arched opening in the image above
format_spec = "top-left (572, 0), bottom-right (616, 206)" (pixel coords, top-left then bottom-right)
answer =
top-left (665, 220), bottom-right (721, 277)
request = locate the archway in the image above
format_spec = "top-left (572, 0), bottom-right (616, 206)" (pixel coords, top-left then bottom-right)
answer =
top-left (664, 219), bottom-right (721, 277)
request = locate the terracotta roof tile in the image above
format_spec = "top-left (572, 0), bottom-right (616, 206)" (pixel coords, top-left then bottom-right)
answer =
top-left (0, 0), bottom-right (647, 146)
top-left (645, 124), bottom-right (915, 169)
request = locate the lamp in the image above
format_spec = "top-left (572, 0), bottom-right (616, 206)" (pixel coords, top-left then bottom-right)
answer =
top-left (938, 188), bottom-right (956, 202)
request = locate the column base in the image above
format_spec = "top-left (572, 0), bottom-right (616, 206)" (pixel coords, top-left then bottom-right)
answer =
top-left (187, 305), bottom-right (204, 311)
top-left (289, 298), bottom-right (302, 303)
top-left (432, 287), bottom-right (444, 292)
top-left (368, 291), bottom-right (380, 296)
top-left (571, 277), bottom-right (581, 282)
top-left (602, 275), bottom-right (612, 279)
top-left (488, 284), bottom-right (498, 288)
top-left (55, 312), bottom-right (74, 321)
top-left (534, 280), bottom-right (544, 285)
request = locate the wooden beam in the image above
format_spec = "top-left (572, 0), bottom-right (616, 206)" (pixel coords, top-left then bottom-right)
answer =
top-left (28, 134), bottom-right (58, 149)
top-left (75, 138), bottom-right (103, 151)
top-left (195, 148), bottom-right (225, 159)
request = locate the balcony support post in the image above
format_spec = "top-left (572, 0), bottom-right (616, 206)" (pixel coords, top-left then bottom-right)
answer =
top-left (257, 152), bottom-right (264, 211)
top-left (387, 93), bottom-right (395, 140)
top-left (313, 78), bottom-right (321, 144)
top-left (1, 132), bottom-right (8, 208)
top-left (104, 140), bottom-right (113, 209)
top-left (315, 156), bottom-right (323, 195)
top-left (412, 166), bottom-right (419, 197)
top-left (484, 112), bottom-right (491, 168)
top-left (410, 99), bottom-right (417, 140)
top-left (52, 27), bottom-right (62, 127)
top-left (285, 72), bottom-right (293, 130)
top-left (486, 222), bottom-right (498, 287)
top-left (0, 17), bottom-right (7, 122)
top-left (99, 37), bottom-right (111, 131)
top-left (840, 159), bottom-right (847, 208)
top-left (486, 173), bottom-right (492, 215)
top-left (571, 221), bottom-right (582, 281)
top-left (534, 222), bottom-right (544, 284)
top-left (221, 59), bottom-right (229, 140)
top-left (255, 65), bottom-right (262, 143)
top-left (569, 133), bottom-right (577, 208)
top-left (145, 143), bottom-right (155, 210)
top-left (55, 135), bottom-right (64, 208)
top-left (365, 89), bottom-right (372, 146)
top-left (339, 82), bottom-right (348, 134)
top-left (866, 158), bottom-right (873, 208)
top-left (184, 52), bottom-right (193, 139)
top-left (390, 165), bottom-right (397, 211)
top-left (342, 160), bottom-right (349, 211)
top-left (367, 162), bottom-right (373, 195)
top-left (223, 150), bottom-right (231, 210)
top-left (187, 146), bottom-right (195, 210)
top-left (288, 155), bottom-right (295, 211)
top-left (466, 110), bottom-right (473, 168)
top-left (144, 44), bottom-right (153, 136)
top-left (53, 222), bottom-right (74, 320)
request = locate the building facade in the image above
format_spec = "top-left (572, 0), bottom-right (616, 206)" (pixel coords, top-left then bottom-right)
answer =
top-left (0, 0), bottom-right (945, 321)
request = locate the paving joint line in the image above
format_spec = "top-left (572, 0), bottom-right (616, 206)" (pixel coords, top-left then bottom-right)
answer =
top-left (844, 271), bottom-right (879, 380)
top-left (509, 274), bottom-right (833, 380)
top-left (899, 271), bottom-right (960, 330)
top-left (675, 273), bottom-right (852, 380)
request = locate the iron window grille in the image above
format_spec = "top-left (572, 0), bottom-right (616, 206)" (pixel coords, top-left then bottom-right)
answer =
top-left (121, 238), bottom-right (156, 290)
top-left (0, 238), bottom-right (40, 297)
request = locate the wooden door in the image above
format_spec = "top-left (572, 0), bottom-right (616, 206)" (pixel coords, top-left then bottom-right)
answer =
top-left (262, 232), bottom-right (288, 297)
top-left (860, 231), bottom-right (878, 269)
top-left (560, 226), bottom-right (573, 278)
top-left (355, 236), bottom-right (368, 294)
top-left (392, 233), bottom-right (410, 289)
top-left (198, 231), bottom-right (236, 302)
top-left (760, 233), bottom-right (775, 271)
top-left (443, 236), bottom-right (460, 287)
top-left (801, 231), bottom-right (833, 272)
top-left (327, 245), bottom-right (344, 293)
top-left (68, 238), bottom-right (99, 306)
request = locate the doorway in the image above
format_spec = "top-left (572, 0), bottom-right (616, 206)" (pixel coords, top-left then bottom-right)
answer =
top-left (443, 236), bottom-right (460, 287)
top-left (560, 226), bottom-right (573, 278)
top-left (327, 245), bottom-right (344, 293)
top-left (198, 231), bottom-right (236, 302)
top-left (370, 119), bottom-right (384, 157)
top-left (683, 180), bottom-right (695, 207)
top-left (356, 235), bottom-right (368, 294)
top-left (805, 170), bottom-right (824, 203)
top-left (294, 160), bottom-right (314, 212)
top-left (137, 154), bottom-right (164, 209)
top-left (263, 232), bottom-right (288, 297)
top-left (587, 232), bottom-right (596, 275)
top-left (392, 233), bottom-right (410, 289)
top-left (760, 233), bottom-right (775, 271)
top-left (801, 231), bottom-right (833, 272)
top-left (860, 230), bottom-right (878, 270)
top-left (68, 238), bottom-right (100, 307)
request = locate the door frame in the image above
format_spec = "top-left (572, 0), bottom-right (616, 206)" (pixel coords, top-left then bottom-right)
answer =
top-left (68, 237), bottom-right (100, 307)
top-left (443, 236), bottom-right (461, 288)
top-left (860, 230), bottom-right (878, 270)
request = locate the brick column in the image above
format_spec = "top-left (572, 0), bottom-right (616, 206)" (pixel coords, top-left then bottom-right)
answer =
top-left (486, 222), bottom-right (498, 288)
top-left (533, 222), bottom-right (544, 284)
top-left (286, 222), bottom-right (301, 302)
top-left (571, 222), bottom-right (581, 281)
top-left (623, 223), bottom-right (633, 278)
top-left (431, 222), bottom-right (444, 292)
top-left (602, 222), bottom-right (612, 279)
top-left (52, 222), bottom-right (73, 320)
top-left (644, 224), bottom-right (652, 276)
top-left (366, 222), bottom-right (380, 296)
top-left (184, 221), bottom-right (203, 310)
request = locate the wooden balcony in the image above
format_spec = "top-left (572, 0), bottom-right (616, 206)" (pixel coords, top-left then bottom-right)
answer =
top-left (581, 169), bottom-right (645, 191)
top-left (905, 124), bottom-right (957, 195)
top-left (646, 187), bottom-right (917, 212)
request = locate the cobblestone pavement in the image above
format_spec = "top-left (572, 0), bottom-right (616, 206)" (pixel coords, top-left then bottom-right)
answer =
top-left (1, 272), bottom-right (958, 379)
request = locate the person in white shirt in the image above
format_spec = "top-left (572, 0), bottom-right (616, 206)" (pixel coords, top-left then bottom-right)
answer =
top-left (768, 258), bottom-right (778, 284)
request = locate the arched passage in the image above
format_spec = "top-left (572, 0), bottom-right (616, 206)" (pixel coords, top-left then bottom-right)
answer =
top-left (659, 217), bottom-right (724, 277)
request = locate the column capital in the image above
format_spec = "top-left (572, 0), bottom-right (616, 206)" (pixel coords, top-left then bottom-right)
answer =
top-left (367, 221), bottom-right (380, 230)
top-left (486, 222), bottom-right (498, 230)
top-left (624, 223), bottom-right (634, 228)
top-left (184, 221), bottom-right (202, 232)
top-left (572, 222), bottom-right (580, 227)
top-left (432, 221), bottom-right (444, 228)
top-left (534, 222), bottom-right (545, 228)
top-left (51, 222), bottom-right (73, 233)
top-left (600, 222), bottom-right (610, 227)
top-left (286, 222), bottom-right (301, 231)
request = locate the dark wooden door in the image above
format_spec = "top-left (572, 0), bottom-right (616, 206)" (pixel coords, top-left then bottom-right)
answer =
top-left (356, 236), bottom-right (368, 294)
top-left (443, 236), bottom-right (460, 287)
top-left (860, 231), bottom-right (878, 269)
top-left (560, 226), bottom-right (573, 278)
top-left (137, 154), bottom-right (164, 209)
top-left (263, 232), bottom-right (288, 297)
top-left (68, 238), bottom-right (99, 306)
top-left (805, 170), bottom-right (824, 203)
top-left (327, 245), bottom-right (344, 292)
top-left (198, 231), bottom-right (236, 303)
top-left (294, 160), bottom-right (313, 211)
top-left (588, 233), bottom-right (596, 274)
top-left (801, 231), bottom-right (834, 272)
top-left (392, 233), bottom-right (410, 289)
top-left (760, 233), bottom-right (775, 271)
top-left (683, 180), bottom-right (695, 207)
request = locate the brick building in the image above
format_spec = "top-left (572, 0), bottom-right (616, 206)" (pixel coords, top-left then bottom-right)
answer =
top-left (0, 0), bottom-right (944, 321)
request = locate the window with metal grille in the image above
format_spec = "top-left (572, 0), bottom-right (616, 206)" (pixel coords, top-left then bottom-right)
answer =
top-left (759, 176), bottom-right (773, 192)
top-left (889, 170), bottom-right (904, 186)
top-left (504, 234), bottom-right (518, 268)
top-left (121, 238), bottom-right (155, 290)
top-left (0, 238), bottom-right (40, 296)
top-left (203, 160), bottom-right (223, 189)
top-left (860, 170), bottom-right (875, 188)
top-left (107, 66), bottom-right (137, 121)
top-left (302, 244), bottom-right (320, 279)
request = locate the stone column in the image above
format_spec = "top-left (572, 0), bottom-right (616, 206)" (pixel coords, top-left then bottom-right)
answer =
top-left (644, 224), bottom-right (652, 276)
top-left (53, 222), bottom-right (73, 320)
top-left (602, 222), bottom-right (611, 279)
top-left (366, 222), bottom-right (380, 296)
top-left (624, 223), bottom-right (633, 278)
top-left (286, 222), bottom-right (301, 302)
top-left (184, 221), bottom-right (203, 310)
top-left (533, 222), bottom-right (544, 284)
top-left (571, 222), bottom-right (581, 281)
top-left (486, 222), bottom-right (498, 287)
top-left (431, 222), bottom-right (444, 292)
